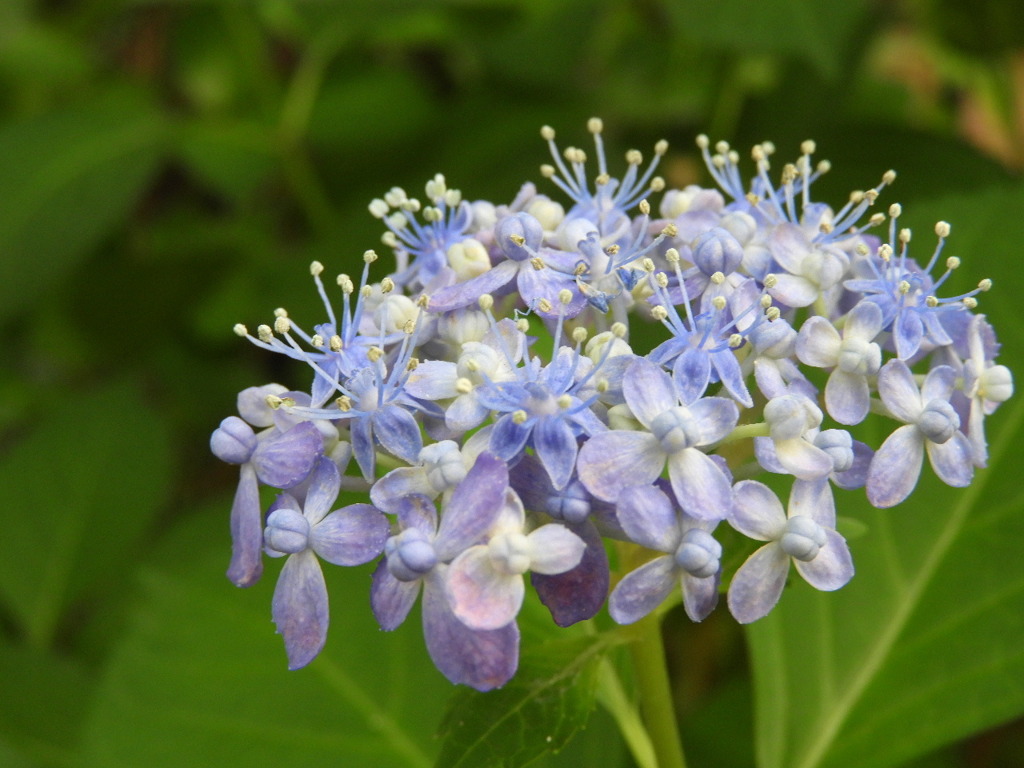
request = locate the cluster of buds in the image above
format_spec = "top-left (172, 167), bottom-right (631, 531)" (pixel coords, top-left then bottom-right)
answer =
top-left (211, 120), bottom-right (1012, 690)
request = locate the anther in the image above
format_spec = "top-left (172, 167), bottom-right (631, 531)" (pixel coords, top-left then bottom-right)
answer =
top-left (899, 228), bottom-right (911, 244)
top-left (512, 410), bottom-right (529, 424)
top-left (946, 256), bottom-right (961, 270)
top-left (336, 395), bottom-right (352, 412)
top-left (963, 297), bottom-right (978, 309)
top-left (364, 249), bottom-right (378, 263)
top-left (478, 294), bottom-right (494, 311)
top-left (611, 322), bottom-right (627, 338)
top-left (540, 164), bottom-right (555, 178)
top-left (665, 248), bottom-right (680, 264)
top-left (889, 203), bottom-right (902, 219)
top-left (801, 139), bottom-right (816, 155)
top-left (266, 394), bottom-right (283, 410)
top-left (695, 135), bottom-right (709, 149)
top-left (654, 139), bottom-right (668, 155)
top-left (587, 117), bottom-right (603, 134)
top-left (656, 272), bottom-right (669, 288)
top-left (541, 125), bottom-right (555, 141)
top-left (516, 318), bottom-right (530, 333)
top-left (882, 170), bottom-right (897, 184)
top-left (925, 296), bottom-right (939, 308)
top-left (979, 278), bottom-right (992, 291)
top-left (311, 334), bottom-right (324, 347)
top-left (898, 280), bottom-right (911, 295)
top-left (274, 308), bottom-right (288, 318)
top-left (639, 199), bottom-right (650, 215)
top-left (572, 326), bottom-right (588, 344)
top-left (766, 307), bottom-right (781, 321)
top-left (712, 296), bottom-right (727, 311)
top-left (651, 306), bottom-right (669, 321)
top-left (310, 261), bottom-right (324, 276)
top-left (764, 273), bottom-right (778, 288)
top-left (406, 357), bottom-right (419, 371)
top-left (710, 271), bottom-right (725, 285)
top-left (530, 257), bottom-right (545, 270)
top-left (367, 346), bottom-right (384, 363)
top-left (729, 333), bottom-right (744, 348)
top-left (935, 221), bottom-right (951, 237)
top-left (509, 234), bottom-right (526, 246)
top-left (233, 323), bottom-right (247, 337)
top-left (329, 335), bottom-right (343, 351)
top-left (557, 394), bottom-right (572, 409)
top-left (559, 288), bottom-right (573, 305)
top-left (455, 377), bottom-right (473, 394)
top-left (641, 258), bottom-right (656, 272)
top-left (381, 277), bottom-right (395, 293)
top-left (257, 324), bottom-right (273, 342)
top-left (537, 298), bottom-right (553, 313)
top-left (360, 285), bottom-right (372, 299)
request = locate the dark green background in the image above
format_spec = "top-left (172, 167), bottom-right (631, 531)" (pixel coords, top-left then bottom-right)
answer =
top-left (1, 1), bottom-right (1022, 766)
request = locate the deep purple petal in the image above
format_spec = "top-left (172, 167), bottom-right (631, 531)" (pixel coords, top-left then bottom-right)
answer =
top-left (226, 463), bottom-right (264, 587)
top-left (531, 521), bottom-right (609, 626)
top-left (576, 430), bottom-right (664, 502)
top-left (422, 570), bottom-right (519, 691)
top-left (727, 543), bottom-right (789, 624)
top-left (370, 558), bottom-right (420, 631)
top-left (866, 424), bottom-right (924, 508)
top-left (608, 556), bottom-right (676, 624)
top-left (312, 503), bottom-right (389, 566)
top-left (489, 414), bottom-right (532, 462)
top-left (271, 550), bottom-right (329, 669)
top-left (351, 416), bottom-right (376, 481)
top-left (832, 439), bottom-right (874, 490)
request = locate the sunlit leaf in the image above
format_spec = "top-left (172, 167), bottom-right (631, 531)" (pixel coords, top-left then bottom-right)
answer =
top-left (434, 635), bottom-right (606, 768)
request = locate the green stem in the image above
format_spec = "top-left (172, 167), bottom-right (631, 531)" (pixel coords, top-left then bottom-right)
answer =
top-left (595, 658), bottom-right (658, 768)
top-left (720, 421), bottom-right (770, 444)
top-left (630, 612), bottom-right (688, 768)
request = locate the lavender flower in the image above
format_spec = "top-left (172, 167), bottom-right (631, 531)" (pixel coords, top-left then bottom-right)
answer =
top-left (265, 456), bottom-right (389, 668)
top-left (866, 359), bottom-right (974, 508)
top-left (728, 478), bottom-right (853, 623)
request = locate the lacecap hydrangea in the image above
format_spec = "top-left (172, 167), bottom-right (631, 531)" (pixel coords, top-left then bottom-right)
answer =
top-left (210, 119), bottom-right (1013, 690)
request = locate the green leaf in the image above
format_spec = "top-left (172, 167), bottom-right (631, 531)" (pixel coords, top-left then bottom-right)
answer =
top-left (81, 509), bottom-right (452, 768)
top-left (0, 379), bottom-right (173, 648)
top-left (434, 635), bottom-right (606, 768)
top-left (0, 88), bottom-right (166, 322)
top-left (747, 183), bottom-right (1024, 768)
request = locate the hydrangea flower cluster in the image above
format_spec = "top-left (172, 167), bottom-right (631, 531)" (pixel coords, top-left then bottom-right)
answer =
top-left (211, 119), bottom-right (1013, 690)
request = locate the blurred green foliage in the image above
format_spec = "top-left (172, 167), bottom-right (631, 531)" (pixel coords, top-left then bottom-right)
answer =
top-left (1, 1), bottom-right (1022, 767)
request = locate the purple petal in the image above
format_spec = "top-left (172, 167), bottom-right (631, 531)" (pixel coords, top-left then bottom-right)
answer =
top-left (252, 421), bottom-right (322, 489)
top-left (877, 359), bottom-right (922, 423)
top-left (372, 405), bottom-right (423, 464)
top-left (845, 300), bottom-right (883, 341)
top-left (312, 503), bottom-right (389, 566)
top-left (370, 558), bottom-right (420, 631)
top-left (787, 478), bottom-right (836, 529)
top-left (770, 274), bottom-right (819, 308)
top-left (527, 524), bottom-right (586, 574)
top-left (623, 357), bottom-right (677, 427)
top-left (271, 550), bottom-right (329, 669)
top-left (615, 484), bottom-right (680, 552)
top-left (689, 397), bottom-right (740, 445)
top-left (825, 369), bottom-right (870, 425)
top-left (516, 265), bottom-right (586, 317)
top-left (753, 436), bottom-right (788, 475)
top-left (866, 424), bottom-right (924, 508)
top-left (667, 448), bottom-right (732, 521)
top-left (832, 439), bottom-right (874, 490)
top-left (446, 394), bottom-right (490, 432)
top-left (709, 350), bottom-right (754, 408)
top-left (435, 451), bottom-right (509, 560)
top-left (727, 543), bottom-right (789, 624)
top-left (226, 463), bottom-right (264, 587)
top-left (531, 521), bottom-right (609, 626)
top-left (672, 349), bottom-right (711, 405)
top-left (681, 571), bottom-right (719, 622)
top-left (793, 528), bottom-right (854, 591)
top-left (774, 438), bottom-right (834, 480)
top-left (608, 556), bottom-right (677, 624)
top-left (796, 316), bottom-right (841, 367)
top-left (370, 467), bottom-right (435, 514)
top-left (395, 493), bottom-right (439, 537)
top-left (489, 413), bottom-right (532, 462)
top-left (730, 480), bottom-right (786, 540)
top-left (428, 259), bottom-right (518, 312)
top-left (422, 571), bottom-right (519, 691)
top-left (894, 310), bottom-right (924, 360)
top-left (302, 456), bottom-right (341, 525)
top-left (926, 431), bottom-right (974, 488)
top-left (447, 547), bottom-right (524, 631)
top-left (533, 417), bottom-right (578, 490)
top-left (576, 430), bottom-right (664, 502)
top-left (921, 365), bottom-right (956, 403)
top-left (404, 360), bottom-right (458, 399)
top-left (351, 416), bottom-right (376, 481)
